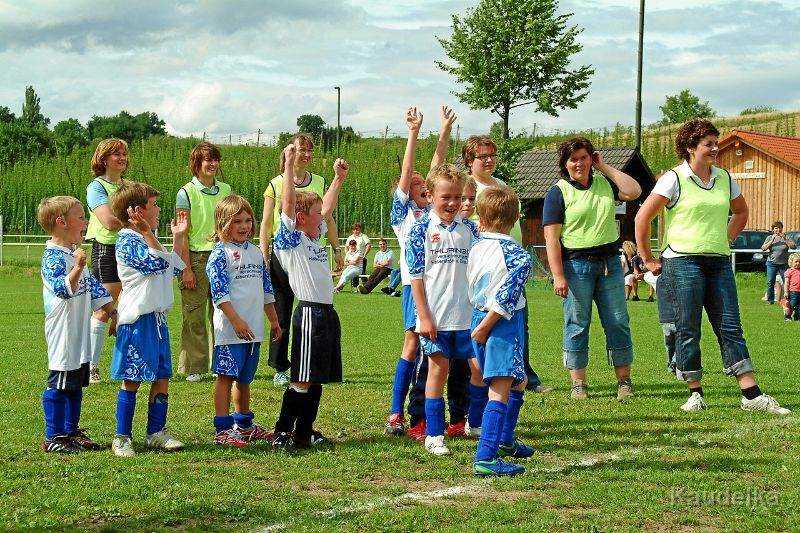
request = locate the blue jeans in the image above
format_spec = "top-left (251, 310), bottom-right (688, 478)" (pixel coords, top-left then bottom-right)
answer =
top-left (561, 257), bottom-right (634, 369)
top-left (765, 260), bottom-right (788, 304)
top-left (656, 276), bottom-right (677, 374)
top-left (789, 291), bottom-right (800, 320)
top-left (661, 256), bottom-right (754, 382)
top-left (388, 267), bottom-right (401, 290)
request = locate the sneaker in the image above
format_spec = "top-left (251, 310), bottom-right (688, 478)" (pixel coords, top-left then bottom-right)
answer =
top-left (391, 291), bottom-right (401, 297)
top-left (68, 428), bottom-right (102, 451)
top-left (570, 380), bottom-right (588, 400)
top-left (143, 428), bottom-right (185, 451)
top-left (529, 383), bottom-right (555, 393)
top-left (741, 394), bottom-right (791, 415)
top-left (357, 285), bottom-right (368, 294)
top-left (647, 296), bottom-right (655, 302)
top-left (236, 423), bottom-right (274, 442)
top-left (424, 435), bottom-right (451, 456)
top-left (89, 366), bottom-right (102, 384)
top-left (271, 431), bottom-right (296, 453)
top-left (273, 371), bottom-right (290, 387)
top-left (631, 295), bottom-right (640, 301)
top-left (385, 413), bottom-right (407, 436)
top-left (295, 430), bottom-right (334, 449)
top-left (214, 428), bottom-right (248, 447)
top-left (381, 287), bottom-right (393, 295)
top-left (333, 287), bottom-right (341, 294)
top-left (464, 420), bottom-right (481, 438)
top-left (446, 419), bottom-right (466, 438)
top-left (42, 435), bottom-right (80, 454)
top-left (186, 373), bottom-right (202, 382)
top-left (473, 458), bottom-right (525, 477)
top-left (498, 438), bottom-right (535, 459)
top-left (407, 420), bottom-right (426, 442)
top-left (112, 435), bottom-right (136, 457)
top-left (680, 392), bottom-right (707, 412)
top-left (617, 379), bottom-right (635, 401)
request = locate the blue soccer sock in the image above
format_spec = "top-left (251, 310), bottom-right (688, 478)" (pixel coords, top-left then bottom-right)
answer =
top-left (467, 384), bottom-right (489, 429)
top-left (424, 397), bottom-right (446, 437)
top-left (232, 411), bottom-right (254, 429)
top-left (390, 358), bottom-right (415, 415)
top-left (43, 388), bottom-right (67, 438)
top-left (116, 389), bottom-right (137, 437)
top-left (64, 390), bottom-right (83, 434)
top-left (474, 400), bottom-right (507, 463)
top-left (214, 415), bottom-right (235, 433)
top-left (500, 389), bottom-right (525, 446)
top-left (147, 393), bottom-right (169, 435)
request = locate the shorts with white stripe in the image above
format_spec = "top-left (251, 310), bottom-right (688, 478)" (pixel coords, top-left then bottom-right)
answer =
top-left (47, 362), bottom-right (90, 391)
top-left (290, 301), bottom-right (342, 384)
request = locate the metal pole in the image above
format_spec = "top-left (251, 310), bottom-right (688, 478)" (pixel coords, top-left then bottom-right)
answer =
top-left (635, 0), bottom-right (645, 149)
top-left (334, 86), bottom-right (341, 157)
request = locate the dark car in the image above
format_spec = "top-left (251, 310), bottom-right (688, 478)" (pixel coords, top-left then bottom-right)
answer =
top-left (784, 231), bottom-right (800, 249)
top-left (730, 230), bottom-right (770, 271)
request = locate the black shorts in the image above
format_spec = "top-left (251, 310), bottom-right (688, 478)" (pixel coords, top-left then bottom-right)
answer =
top-left (91, 241), bottom-right (120, 283)
top-left (47, 362), bottom-right (89, 391)
top-left (290, 301), bottom-right (342, 384)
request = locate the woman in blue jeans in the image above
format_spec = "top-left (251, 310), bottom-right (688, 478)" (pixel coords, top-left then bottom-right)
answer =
top-left (635, 119), bottom-right (789, 414)
top-left (543, 137), bottom-right (641, 401)
top-left (762, 221), bottom-right (796, 304)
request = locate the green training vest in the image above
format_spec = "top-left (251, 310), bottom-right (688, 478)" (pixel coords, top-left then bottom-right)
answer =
top-left (556, 174), bottom-right (618, 250)
top-left (265, 173), bottom-right (327, 246)
top-left (663, 166), bottom-right (731, 256)
top-left (183, 180), bottom-right (232, 252)
top-left (86, 177), bottom-right (122, 244)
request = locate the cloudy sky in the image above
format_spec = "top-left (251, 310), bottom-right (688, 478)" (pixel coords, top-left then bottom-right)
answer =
top-left (1, 0), bottom-right (798, 144)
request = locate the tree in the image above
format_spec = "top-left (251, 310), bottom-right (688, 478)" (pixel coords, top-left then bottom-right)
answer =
top-left (740, 105), bottom-right (778, 116)
top-left (0, 106), bottom-right (15, 124)
top-left (21, 85), bottom-right (50, 128)
top-left (659, 90), bottom-right (716, 125)
top-left (436, 0), bottom-right (593, 139)
top-left (296, 114), bottom-right (325, 138)
top-left (489, 121), bottom-right (505, 139)
top-left (86, 110), bottom-right (166, 143)
top-left (53, 118), bottom-right (89, 152)
top-left (0, 121), bottom-right (54, 165)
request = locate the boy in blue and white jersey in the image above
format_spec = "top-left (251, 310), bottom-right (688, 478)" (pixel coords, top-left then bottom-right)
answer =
top-left (468, 186), bottom-right (534, 477)
top-left (109, 183), bottom-right (189, 457)
top-left (407, 163), bottom-right (483, 456)
top-left (37, 196), bottom-right (118, 453)
top-left (270, 143), bottom-right (349, 452)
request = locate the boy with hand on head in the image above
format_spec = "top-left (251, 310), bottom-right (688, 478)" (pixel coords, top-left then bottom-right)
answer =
top-left (271, 144), bottom-right (349, 452)
top-left (110, 183), bottom-right (189, 457)
top-left (38, 196), bottom-right (118, 453)
top-left (468, 186), bottom-right (534, 477)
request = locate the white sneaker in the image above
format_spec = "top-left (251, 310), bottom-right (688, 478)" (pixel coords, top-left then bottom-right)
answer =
top-left (89, 366), bottom-right (102, 384)
top-left (273, 371), bottom-right (290, 387)
top-left (112, 435), bottom-right (136, 457)
top-left (185, 374), bottom-right (202, 383)
top-left (680, 392), bottom-right (707, 412)
top-left (424, 435), bottom-right (451, 456)
top-left (464, 421), bottom-right (482, 438)
top-left (143, 428), bottom-right (185, 451)
top-left (741, 394), bottom-right (791, 415)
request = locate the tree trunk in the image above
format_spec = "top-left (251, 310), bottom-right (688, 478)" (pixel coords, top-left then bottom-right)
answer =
top-left (502, 104), bottom-right (511, 139)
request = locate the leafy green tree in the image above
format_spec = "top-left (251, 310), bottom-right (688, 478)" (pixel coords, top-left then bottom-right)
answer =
top-left (436, 0), bottom-right (593, 139)
top-left (659, 90), bottom-right (716, 125)
top-left (489, 121), bottom-right (505, 139)
top-left (86, 111), bottom-right (166, 143)
top-left (0, 106), bottom-right (16, 123)
top-left (740, 105), bottom-right (778, 116)
top-left (21, 85), bottom-right (50, 128)
top-left (296, 114), bottom-right (326, 138)
top-left (53, 118), bottom-right (89, 152)
top-left (0, 121), bottom-right (53, 165)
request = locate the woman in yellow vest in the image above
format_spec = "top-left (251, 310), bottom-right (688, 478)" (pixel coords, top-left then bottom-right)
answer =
top-left (635, 119), bottom-right (789, 414)
top-left (176, 142), bottom-right (232, 382)
top-left (543, 137), bottom-right (641, 401)
top-left (85, 138), bottom-right (127, 384)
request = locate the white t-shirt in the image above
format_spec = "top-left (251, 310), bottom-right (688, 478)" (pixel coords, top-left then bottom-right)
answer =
top-left (390, 189), bottom-right (427, 286)
top-left (41, 242), bottom-right (112, 371)
top-left (274, 213), bottom-right (334, 305)
top-left (467, 233), bottom-right (530, 319)
top-left (347, 233), bottom-right (370, 256)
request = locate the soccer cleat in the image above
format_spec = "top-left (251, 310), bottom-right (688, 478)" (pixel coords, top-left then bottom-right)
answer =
top-left (391, 291), bottom-right (401, 297)
top-left (473, 458), bottom-right (525, 477)
top-left (424, 435), bottom-right (451, 456)
top-left (236, 423), bottom-right (273, 442)
top-left (271, 431), bottom-right (296, 453)
top-left (295, 430), bottom-right (334, 449)
top-left (42, 435), bottom-right (80, 454)
top-left (273, 371), bottom-right (290, 388)
top-left (617, 379), bottom-right (635, 401)
top-left (381, 287), bottom-right (393, 295)
top-left (570, 380), bottom-right (588, 400)
top-left (647, 296), bottom-right (655, 302)
top-left (407, 420), bottom-right (426, 442)
top-left (68, 428), bottom-right (103, 451)
top-left (112, 435), bottom-right (136, 457)
top-left (498, 438), bottom-right (535, 459)
top-left (446, 419), bottom-right (466, 438)
top-left (385, 413), bottom-right (407, 436)
top-left (631, 295), bottom-right (640, 301)
top-left (185, 373), bottom-right (202, 383)
top-left (464, 421), bottom-right (481, 438)
top-left (741, 394), bottom-right (791, 415)
top-left (680, 392), bottom-right (707, 412)
top-left (89, 366), bottom-right (102, 384)
top-left (214, 428), bottom-right (248, 447)
top-left (143, 428), bottom-right (185, 451)
top-left (357, 285), bottom-right (368, 294)
top-left (528, 383), bottom-right (555, 393)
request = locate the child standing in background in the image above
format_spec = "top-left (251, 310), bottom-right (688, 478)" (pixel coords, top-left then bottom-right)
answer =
top-left (783, 252), bottom-right (800, 321)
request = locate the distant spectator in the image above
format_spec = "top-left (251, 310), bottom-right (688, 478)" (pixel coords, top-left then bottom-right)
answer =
top-left (381, 267), bottom-right (402, 297)
top-left (347, 223), bottom-right (371, 286)
top-left (358, 238), bottom-right (395, 294)
top-left (621, 240), bottom-right (646, 301)
top-left (762, 221), bottom-right (796, 305)
top-left (334, 239), bottom-right (364, 293)
top-left (784, 252), bottom-right (800, 321)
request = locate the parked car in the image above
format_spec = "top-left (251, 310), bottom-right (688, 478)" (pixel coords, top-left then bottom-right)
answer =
top-left (730, 230), bottom-right (770, 271)
top-left (784, 231), bottom-right (800, 251)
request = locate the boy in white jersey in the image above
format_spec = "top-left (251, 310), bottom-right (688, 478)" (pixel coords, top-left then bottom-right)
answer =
top-left (407, 163), bottom-right (484, 456)
top-left (109, 183), bottom-right (189, 457)
top-left (271, 144), bottom-right (349, 452)
top-left (38, 196), bottom-right (118, 453)
top-left (468, 186), bottom-right (535, 477)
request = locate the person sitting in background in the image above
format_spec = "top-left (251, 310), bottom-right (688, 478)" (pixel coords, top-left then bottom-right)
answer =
top-left (358, 238), bottom-right (394, 294)
top-left (334, 240), bottom-right (363, 293)
top-left (621, 240), bottom-right (645, 301)
top-left (381, 266), bottom-right (402, 297)
top-left (347, 223), bottom-right (371, 287)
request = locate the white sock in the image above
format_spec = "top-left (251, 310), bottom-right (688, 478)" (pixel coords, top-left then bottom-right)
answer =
top-left (89, 317), bottom-right (106, 368)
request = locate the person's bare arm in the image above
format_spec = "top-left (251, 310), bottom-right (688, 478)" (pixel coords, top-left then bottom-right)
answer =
top-left (321, 159), bottom-right (349, 220)
top-left (635, 193), bottom-right (669, 275)
top-left (728, 195), bottom-right (749, 243)
top-left (544, 224), bottom-right (568, 298)
top-left (176, 207), bottom-right (195, 288)
top-left (91, 203), bottom-right (123, 231)
top-left (259, 195), bottom-right (275, 260)
top-left (399, 107), bottom-right (423, 195)
top-left (593, 152), bottom-right (641, 201)
top-left (430, 106), bottom-right (456, 170)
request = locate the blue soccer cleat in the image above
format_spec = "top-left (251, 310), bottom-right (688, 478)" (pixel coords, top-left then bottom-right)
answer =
top-left (497, 438), bottom-right (535, 459)
top-left (473, 458), bottom-right (525, 477)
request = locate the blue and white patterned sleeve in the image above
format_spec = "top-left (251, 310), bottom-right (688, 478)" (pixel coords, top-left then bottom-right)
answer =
top-left (262, 256), bottom-right (275, 305)
top-left (390, 191), bottom-right (409, 226)
top-left (116, 232), bottom-right (170, 274)
top-left (206, 243), bottom-right (230, 305)
top-left (492, 243), bottom-right (531, 317)
top-left (41, 249), bottom-right (71, 299)
top-left (462, 218), bottom-right (480, 239)
top-left (88, 272), bottom-right (111, 301)
top-left (274, 213), bottom-right (302, 251)
top-left (406, 217), bottom-right (429, 278)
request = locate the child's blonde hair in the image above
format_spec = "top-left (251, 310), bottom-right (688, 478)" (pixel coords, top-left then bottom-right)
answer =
top-left (426, 163), bottom-right (467, 195)
top-left (111, 182), bottom-right (160, 226)
top-left (622, 240), bottom-right (637, 257)
top-left (789, 252), bottom-right (800, 266)
top-left (476, 186), bottom-right (519, 233)
top-left (212, 195), bottom-right (255, 242)
top-left (37, 196), bottom-right (81, 234)
top-left (464, 176), bottom-right (477, 195)
top-left (295, 191), bottom-right (322, 216)
top-left (91, 139), bottom-right (129, 177)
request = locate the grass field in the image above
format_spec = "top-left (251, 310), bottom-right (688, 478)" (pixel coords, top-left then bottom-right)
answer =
top-left (1, 267), bottom-right (798, 532)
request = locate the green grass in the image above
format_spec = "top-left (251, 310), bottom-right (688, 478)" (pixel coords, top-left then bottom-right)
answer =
top-left (1, 269), bottom-right (798, 531)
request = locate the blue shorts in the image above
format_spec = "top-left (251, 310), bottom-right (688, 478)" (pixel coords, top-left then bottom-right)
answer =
top-left (47, 362), bottom-right (89, 391)
top-left (111, 313), bottom-right (172, 382)
top-left (402, 285), bottom-right (416, 331)
top-left (212, 343), bottom-right (260, 384)
top-left (419, 329), bottom-right (474, 360)
top-left (471, 309), bottom-right (525, 386)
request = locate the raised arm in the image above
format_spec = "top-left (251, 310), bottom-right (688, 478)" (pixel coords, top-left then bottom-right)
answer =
top-left (430, 106), bottom-right (456, 170)
top-left (321, 158), bottom-right (349, 220)
top-left (399, 107), bottom-right (423, 195)
top-left (281, 144), bottom-right (297, 218)
top-left (593, 152), bottom-right (641, 201)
